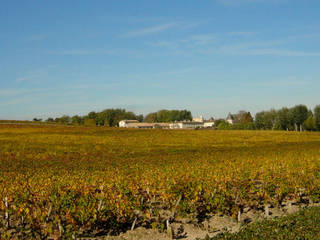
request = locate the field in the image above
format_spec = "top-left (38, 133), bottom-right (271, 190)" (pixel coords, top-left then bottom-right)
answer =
top-left (1, 124), bottom-right (320, 239)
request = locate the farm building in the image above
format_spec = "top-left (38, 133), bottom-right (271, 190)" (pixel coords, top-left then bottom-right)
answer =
top-left (192, 115), bottom-right (204, 123)
top-left (119, 120), bottom-right (139, 127)
top-left (120, 116), bottom-right (215, 129)
top-left (226, 113), bottom-right (236, 125)
top-left (125, 123), bottom-right (154, 129)
top-left (119, 120), bottom-right (170, 129)
top-left (203, 121), bottom-right (215, 128)
top-left (153, 123), bottom-right (170, 129)
top-left (169, 121), bottom-right (204, 129)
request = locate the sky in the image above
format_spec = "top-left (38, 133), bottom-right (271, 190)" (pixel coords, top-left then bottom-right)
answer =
top-left (1, 0), bottom-right (320, 120)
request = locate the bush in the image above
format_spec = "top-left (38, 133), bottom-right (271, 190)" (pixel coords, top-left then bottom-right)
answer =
top-left (217, 122), bottom-right (256, 130)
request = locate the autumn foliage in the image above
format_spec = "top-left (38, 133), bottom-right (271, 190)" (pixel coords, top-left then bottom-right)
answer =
top-left (1, 124), bottom-right (320, 239)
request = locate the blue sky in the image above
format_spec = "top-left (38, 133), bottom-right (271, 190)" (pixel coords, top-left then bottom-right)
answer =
top-left (1, 0), bottom-right (320, 120)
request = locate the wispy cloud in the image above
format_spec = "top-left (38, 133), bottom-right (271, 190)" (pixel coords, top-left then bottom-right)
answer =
top-left (188, 34), bottom-right (217, 45)
top-left (48, 49), bottom-right (140, 56)
top-left (241, 49), bottom-right (320, 57)
top-left (228, 31), bottom-right (255, 37)
top-left (219, 41), bottom-right (320, 56)
top-left (16, 77), bottom-right (27, 83)
top-left (256, 76), bottom-right (314, 87)
top-left (218, 0), bottom-right (265, 5)
top-left (50, 49), bottom-right (114, 56)
top-left (147, 40), bottom-right (179, 49)
top-left (121, 22), bottom-right (182, 38)
top-left (301, 33), bottom-right (320, 39)
top-left (0, 88), bottom-right (52, 98)
top-left (148, 32), bottom-right (320, 57)
top-left (146, 33), bottom-right (216, 50)
top-left (15, 69), bottom-right (49, 83)
top-left (26, 34), bottom-right (47, 41)
top-left (0, 89), bottom-right (26, 97)
top-left (217, 0), bottom-right (286, 6)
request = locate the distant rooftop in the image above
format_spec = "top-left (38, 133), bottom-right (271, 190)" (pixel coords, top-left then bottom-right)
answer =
top-left (121, 120), bottom-right (139, 123)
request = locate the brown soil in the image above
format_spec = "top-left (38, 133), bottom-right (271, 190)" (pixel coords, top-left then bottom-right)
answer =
top-left (77, 201), bottom-right (320, 240)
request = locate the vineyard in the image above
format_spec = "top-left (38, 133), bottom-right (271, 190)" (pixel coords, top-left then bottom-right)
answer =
top-left (1, 124), bottom-right (320, 239)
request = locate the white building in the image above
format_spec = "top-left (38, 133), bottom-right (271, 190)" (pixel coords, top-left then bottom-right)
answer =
top-left (226, 113), bottom-right (235, 125)
top-left (119, 120), bottom-right (170, 129)
top-left (126, 123), bottom-right (154, 129)
top-left (192, 115), bottom-right (204, 123)
top-left (169, 121), bottom-right (204, 129)
top-left (119, 120), bottom-right (139, 128)
top-left (120, 116), bottom-right (215, 130)
top-left (203, 121), bottom-right (215, 128)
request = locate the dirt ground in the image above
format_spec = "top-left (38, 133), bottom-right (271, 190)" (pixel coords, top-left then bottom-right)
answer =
top-left (75, 201), bottom-right (320, 240)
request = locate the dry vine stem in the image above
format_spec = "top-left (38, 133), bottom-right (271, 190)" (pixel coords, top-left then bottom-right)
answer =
top-left (265, 205), bottom-right (270, 217)
top-left (237, 210), bottom-right (241, 222)
top-left (46, 203), bottom-right (53, 222)
top-left (166, 219), bottom-right (173, 239)
top-left (4, 196), bottom-right (9, 228)
top-left (58, 223), bottom-right (63, 237)
top-left (98, 199), bottom-right (104, 211)
top-left (131, 217), bottom-right (137, 231)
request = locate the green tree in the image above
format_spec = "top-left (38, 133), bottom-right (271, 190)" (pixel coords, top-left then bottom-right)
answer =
top-left (84, 109), bottom-right (139, 127)
top-left (217, 121), bottom-right (232, 130)
top-left (255, 109), bottom-right (277, 130)
top-left (315, 105), bottom-right (320, 131)
top-left (145, 109), bottom-right (192, 123)
top-left (88, 111), bottom-right (97, 120)
top-left (236, 111), bottom-right (253, 124)
top-left (71, 115), bottom-right (83, 125)
top-left (96, 112), bottom-right (106, 126)
top-left (274, 107), bottom-right (293, 131)
top-left (291, 105), bottom-right (308, 131)
top-left (214, 119), bottom-right (227, 127)
top-left (46, 108), bottom-right (141, 127)
top-left (303, 114), bottom-right (316, 131)
top-left (144, 112), bottom-right (158, 122)
top-left (55, 115), bottom-right (71, 124)
top-left (157, 110), bottom-right (170, 122)
top-left (136, 114), bottom-right (144, 122)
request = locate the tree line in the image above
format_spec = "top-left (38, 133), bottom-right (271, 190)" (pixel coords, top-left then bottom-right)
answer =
top-left (216, 104), bottom-right (320, 131)
top-left (144, 110), bottom-right (192, 123)
top-left (215, 111), bottom-right (256, 130)
top-left (44, 109), bottom-right (193, 127)
top-left (40, 104), bottom-right (320, 131)
top-left (255, 104), bottom-right (320, 131)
